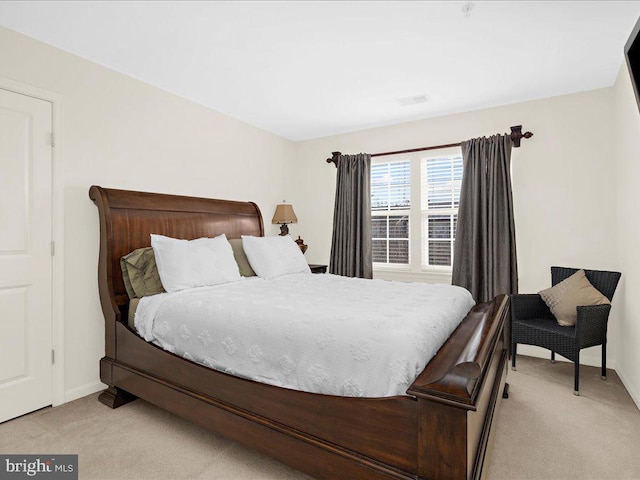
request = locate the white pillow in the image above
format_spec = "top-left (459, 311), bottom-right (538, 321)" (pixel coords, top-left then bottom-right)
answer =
top-left (151, 233), bottom-right (241, 292)
top-left (241, 235), bottom-right (311, 279)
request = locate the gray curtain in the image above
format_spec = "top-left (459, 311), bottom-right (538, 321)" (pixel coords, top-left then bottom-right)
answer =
top-left (452, 135), bottom-right (518, 302)
top-left (329, 153), bottom-right (373, 278)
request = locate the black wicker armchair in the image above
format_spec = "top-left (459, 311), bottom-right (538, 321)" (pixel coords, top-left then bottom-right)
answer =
top-left (510, 267), bottom-right (621, 395)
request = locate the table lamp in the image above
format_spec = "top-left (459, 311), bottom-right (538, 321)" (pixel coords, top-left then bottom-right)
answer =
top-left (272, 203), bottom-right (298, 236)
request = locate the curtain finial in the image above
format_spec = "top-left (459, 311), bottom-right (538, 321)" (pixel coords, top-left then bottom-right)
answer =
top-left (510, 125), bottom-right (533, 148)
top-left (326, 151), bottom-right (342, 167)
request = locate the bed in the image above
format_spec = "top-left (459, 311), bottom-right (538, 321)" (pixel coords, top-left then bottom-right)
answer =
top-left (89, 185), bottom-right (509, 480)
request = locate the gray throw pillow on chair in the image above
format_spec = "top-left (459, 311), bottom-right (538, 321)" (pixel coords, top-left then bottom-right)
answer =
top-left (538, 269), bottom-right (610, 327)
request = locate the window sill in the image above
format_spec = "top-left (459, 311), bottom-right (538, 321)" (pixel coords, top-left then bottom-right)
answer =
top-left (373, 268), bottom-right (452, 284)
top-left (373, 264), bottom-right (411, 271)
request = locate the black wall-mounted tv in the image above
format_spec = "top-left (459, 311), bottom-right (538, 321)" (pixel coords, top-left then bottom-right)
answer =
top-left (625, 16), bottom-right (640, 113)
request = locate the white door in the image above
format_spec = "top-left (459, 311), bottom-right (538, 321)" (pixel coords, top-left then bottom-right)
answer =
top-left (0, 88), bottom-right (53, 423)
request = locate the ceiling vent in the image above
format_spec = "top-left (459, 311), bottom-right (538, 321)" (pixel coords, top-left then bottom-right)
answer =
top-left (396, 95), bottom-right (431, 106)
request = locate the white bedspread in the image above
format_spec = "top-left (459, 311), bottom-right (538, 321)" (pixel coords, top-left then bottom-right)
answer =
top-left (135, 273), bottom-right (474, 397)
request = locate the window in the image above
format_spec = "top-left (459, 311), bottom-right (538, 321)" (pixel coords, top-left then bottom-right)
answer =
top-left (371, 148), bottom-right (463, 271)
top-left (421, 155), bottom-right (463, 267)
top-left (371, 161), bottom-right (410, 264)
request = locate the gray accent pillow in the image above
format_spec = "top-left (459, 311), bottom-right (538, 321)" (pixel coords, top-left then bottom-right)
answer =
top-left (128, 297), bottom-right (140, 328)
top-left (120, 247), bottom-right (166, 298)
top-left (538, 269), bottom-right (610, 326)
top-left (229, 239), bottom-right (256, 277)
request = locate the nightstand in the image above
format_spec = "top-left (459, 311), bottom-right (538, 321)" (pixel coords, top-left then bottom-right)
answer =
top-left (308, 264), bottom-right (327, 274)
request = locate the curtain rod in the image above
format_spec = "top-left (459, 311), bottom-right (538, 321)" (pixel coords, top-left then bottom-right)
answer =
top-left (326, 125), bottom-right (533, 166)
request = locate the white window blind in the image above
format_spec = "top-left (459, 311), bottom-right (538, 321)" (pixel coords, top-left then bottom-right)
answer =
top-left (371, 161), bottom-right (410, 211)
top-left (420, 155), bottom-right (463, 267)
top-left (371, 161), bottom-right (410, 264)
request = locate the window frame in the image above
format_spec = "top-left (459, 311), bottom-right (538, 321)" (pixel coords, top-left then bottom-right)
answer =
top-left (371, 146), bottom-right (462, 274)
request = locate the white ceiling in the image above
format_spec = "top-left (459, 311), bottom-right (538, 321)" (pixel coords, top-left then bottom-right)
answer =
top-left (1, 1), bottom-right (639, 141)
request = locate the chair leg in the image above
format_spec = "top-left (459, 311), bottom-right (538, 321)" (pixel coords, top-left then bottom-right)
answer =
top-left (602, 343), bottom-right (607, 380)
top-left (511, 343), bottom-right (517, 371)
top-left (574, 352), bottom-right (580, 396)
top-left (550, 351), bottom-right (556, 364)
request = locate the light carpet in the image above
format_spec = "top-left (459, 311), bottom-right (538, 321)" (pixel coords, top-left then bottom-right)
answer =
top-left (1, 355), bottom-right (639, 480)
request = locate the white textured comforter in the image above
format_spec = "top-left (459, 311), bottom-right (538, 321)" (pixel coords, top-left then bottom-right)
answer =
top-left (135, 273), bottom-right (475, 397)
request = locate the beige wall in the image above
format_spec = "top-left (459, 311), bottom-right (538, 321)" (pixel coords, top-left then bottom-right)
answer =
top-left (291, 88), bottom-right (618, 368)
top-left (0, 26), bottom-right (294, 401)
top-left (613, 64), bottom-right (640, 407)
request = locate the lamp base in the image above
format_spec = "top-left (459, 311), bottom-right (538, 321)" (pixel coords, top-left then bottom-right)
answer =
top-left (279, 224), bottom-right (289, 236)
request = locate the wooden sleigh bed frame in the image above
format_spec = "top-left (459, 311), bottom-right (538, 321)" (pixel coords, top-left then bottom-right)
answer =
top-left (89, 185), bottom-right (509, 480)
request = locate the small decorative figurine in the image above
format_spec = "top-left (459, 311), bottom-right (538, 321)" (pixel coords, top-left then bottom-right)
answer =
top-left (295, 235), bottom-right (308, 254)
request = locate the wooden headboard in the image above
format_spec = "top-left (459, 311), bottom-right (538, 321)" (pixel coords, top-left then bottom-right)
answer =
top-left (89, 186), bottom-right (264, 324)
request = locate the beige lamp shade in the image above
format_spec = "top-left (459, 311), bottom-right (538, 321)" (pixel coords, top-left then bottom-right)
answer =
top-left (272, 204), bottom-right (298, 224)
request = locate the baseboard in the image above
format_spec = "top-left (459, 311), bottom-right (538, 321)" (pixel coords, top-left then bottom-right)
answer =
top-left (64, 381), bottom-right (106, 403)
top-left (517, 345), bottom-right (612, 369)
top-left (615, 367), bottom-right (640, 411)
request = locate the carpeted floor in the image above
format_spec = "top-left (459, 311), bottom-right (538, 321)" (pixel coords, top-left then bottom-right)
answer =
top-left (1, 355), bottom-right (639, 480)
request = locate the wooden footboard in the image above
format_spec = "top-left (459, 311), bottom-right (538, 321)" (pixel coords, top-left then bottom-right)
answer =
top-left (90, 185), bottom-right (509, 480)
top-left (409, 297), bottom-right (509, 480)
